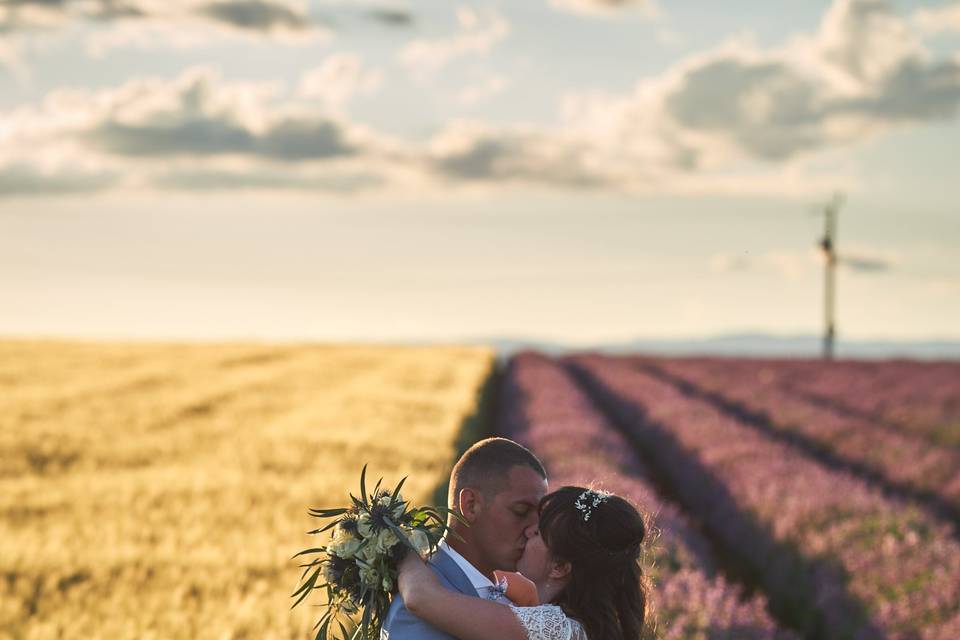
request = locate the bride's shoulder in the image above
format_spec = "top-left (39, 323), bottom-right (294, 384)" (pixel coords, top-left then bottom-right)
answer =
top-left (508, 604), bottom-right (587, 640)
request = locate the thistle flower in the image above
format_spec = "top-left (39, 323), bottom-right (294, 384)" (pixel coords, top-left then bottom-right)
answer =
top-left (292, 465), bottom-right (457, 640)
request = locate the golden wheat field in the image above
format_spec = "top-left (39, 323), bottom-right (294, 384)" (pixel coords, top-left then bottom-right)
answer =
top-left (0, 340), bottom-right (495, 640)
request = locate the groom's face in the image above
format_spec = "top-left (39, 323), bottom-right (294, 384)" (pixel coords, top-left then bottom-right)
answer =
top-left (472, 465), bottom-right (547, 572)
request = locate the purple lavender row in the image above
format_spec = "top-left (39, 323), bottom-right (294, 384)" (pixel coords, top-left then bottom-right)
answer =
top-left (638, 356), bottom-right (960, 527)
top-left (770, 359), bottom-right (960, 448)
top-left (498, 351), bottom-right (795, 639)
top-left (743, 357), bottom-right (960, 429)
top-left (568, 354), bottom-right (960, 640)
top-left (667, 357), bottom-right (960, 447)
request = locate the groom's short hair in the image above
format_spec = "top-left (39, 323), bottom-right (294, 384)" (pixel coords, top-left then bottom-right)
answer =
top-left (448, 437), bottom-right (546, 507)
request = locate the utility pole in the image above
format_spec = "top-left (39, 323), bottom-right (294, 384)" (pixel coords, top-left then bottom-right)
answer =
top-left (819, 193), bottom-right (843, 360)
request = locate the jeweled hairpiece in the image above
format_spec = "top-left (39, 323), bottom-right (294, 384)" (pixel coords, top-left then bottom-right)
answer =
top-left (574, 489), bottom-right (612, 522)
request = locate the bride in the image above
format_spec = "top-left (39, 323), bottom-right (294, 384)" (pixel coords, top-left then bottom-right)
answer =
top-left (398, 486), bottom-right (648, 640)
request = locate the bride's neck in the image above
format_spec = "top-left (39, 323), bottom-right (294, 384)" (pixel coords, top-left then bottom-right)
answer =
top-left (536, 578), bottom-right (568, 604)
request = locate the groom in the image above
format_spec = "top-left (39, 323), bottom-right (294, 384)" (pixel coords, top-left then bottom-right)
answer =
top-left (381, 437), bottom-right (548, 639)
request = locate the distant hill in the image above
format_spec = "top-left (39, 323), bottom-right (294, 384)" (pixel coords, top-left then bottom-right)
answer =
top-left (465, 333), bottom-right (960, 361)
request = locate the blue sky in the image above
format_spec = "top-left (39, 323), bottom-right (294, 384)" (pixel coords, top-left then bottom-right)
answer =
top-left (0, 0), bottom-right (958, 344)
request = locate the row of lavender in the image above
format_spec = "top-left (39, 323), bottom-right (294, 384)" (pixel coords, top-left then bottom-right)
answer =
top-left (674, 357), bottom-right (960, 447)
top-left (634, 356), bottom-right (960, 528)
top-left (567, 354), bottom-right (960, 639)
top-left (780, 360), bottom-right (960, 446)
top-left (496, 352), bottom-right (795, 639)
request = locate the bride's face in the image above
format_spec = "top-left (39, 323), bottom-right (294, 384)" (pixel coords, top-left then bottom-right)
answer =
top-left (516, 526), bottom-right (550, 584)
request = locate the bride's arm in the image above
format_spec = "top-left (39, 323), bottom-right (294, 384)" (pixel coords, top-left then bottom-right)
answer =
top-left (398, 552), bottom-right (527, 640)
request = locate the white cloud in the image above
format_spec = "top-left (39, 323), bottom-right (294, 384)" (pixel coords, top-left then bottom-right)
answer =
top-left (399, 7), bottom-right (509, 77)
top-left (912, 2), bottom-right (960, 34)
top-left (559, 0), bottom-right (960, 173)
top-left (0, 163), bottom-right (117, 196)
top-left (0, 38), bottom-right (28, 79)
top-left (3, 0), bottom-right (959, 199)
top-left (457, 73), bottom-right (508, 105)
top-left (550, 0), bottom-right (657, 18)
top-left (2, 0), bottom-right (328, 57)
top-left (0, 66), bottom-right (403, 196)
top-left (297, 54), bottom-right (384, 111)
top-left (426, 120), bottom-right (607, 188)
top-left (1, 0), bottom-right (315, 33)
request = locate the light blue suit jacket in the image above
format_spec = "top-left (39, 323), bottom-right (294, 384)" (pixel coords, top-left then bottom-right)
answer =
top-left (380, 547), bottom-right (479, 640)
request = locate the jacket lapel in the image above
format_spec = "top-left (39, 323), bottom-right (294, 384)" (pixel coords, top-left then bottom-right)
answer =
top-left (429, 547), bottom-right (480, 597)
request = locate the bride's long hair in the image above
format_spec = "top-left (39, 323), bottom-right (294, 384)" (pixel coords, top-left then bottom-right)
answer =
top-left (538, 486), bottom-right (649, 640)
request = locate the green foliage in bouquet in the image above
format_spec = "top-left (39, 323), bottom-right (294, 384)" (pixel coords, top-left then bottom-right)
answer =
top-left (292, 465), bottom-right (460, 640)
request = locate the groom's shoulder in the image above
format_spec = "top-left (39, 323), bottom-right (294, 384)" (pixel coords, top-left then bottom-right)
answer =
top-left (380, 549), bottom-right (473, 640)
top-left (381, 588), bottom-right (456, 640)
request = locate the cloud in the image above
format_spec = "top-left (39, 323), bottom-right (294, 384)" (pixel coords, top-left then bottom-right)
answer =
top-left (2, 0), bottom-right (313, 33)
top-left (297, 54), bottom-right (384, 111)
top-left (73, 68), bottom-right (360, 161)
top-left (197, 0), bottom-right (310, 32)
top-left (0, 163), bottom-right (117, 196)
top-left (457, 73), bottom-right (508, 105)
top-left (0, 37), bottom-right (27, 79)
top-left (367, 8), bottom-right (413, 27)
top-left (549, 0), bottom-right (657, 18)
top-left (1, 0), bottom-right (325, 53)
top-left (839, 254), bottom-right (893, 273)
top-left (3, 0), bottom-right (959, 198)
top-left (89, 115), bottom-right (357, 161)
top-left (399, 7), bottom-right (509, 77)
top-left (0, 66), bottom-right (398, 196)
top-left (912, 2), bottom-right (960, 34)
top-left (151, 167), bottom-right (384, 192)
top-left (561, 0), bottom-right (960, 171)
top-left (426, 121), bottom-right (622, 188)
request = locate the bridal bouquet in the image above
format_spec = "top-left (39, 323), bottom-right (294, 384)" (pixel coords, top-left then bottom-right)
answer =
top-left (291, 466), bottom-right (456, 640)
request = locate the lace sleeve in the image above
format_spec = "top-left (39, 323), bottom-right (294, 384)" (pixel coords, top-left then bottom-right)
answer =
top-left (508, 605), bottom-right (585, 640)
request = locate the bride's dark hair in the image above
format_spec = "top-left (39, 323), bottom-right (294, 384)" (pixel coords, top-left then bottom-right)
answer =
top-left (538, 486), bottom-right (648, 640)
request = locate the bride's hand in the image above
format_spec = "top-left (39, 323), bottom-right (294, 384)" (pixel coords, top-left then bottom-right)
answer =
top-left (397, 550), bottom-right (437, 613)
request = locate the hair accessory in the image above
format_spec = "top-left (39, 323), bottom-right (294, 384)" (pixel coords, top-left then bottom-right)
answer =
top-left (574, 489), bottom-right (612, 521)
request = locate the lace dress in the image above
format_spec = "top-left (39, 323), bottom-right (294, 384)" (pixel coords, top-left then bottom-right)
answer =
top-left (509, 605), bottom-right (588, 640)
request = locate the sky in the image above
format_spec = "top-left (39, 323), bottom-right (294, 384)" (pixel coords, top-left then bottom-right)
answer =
top-left (0, 0), bottom-right (958, 345)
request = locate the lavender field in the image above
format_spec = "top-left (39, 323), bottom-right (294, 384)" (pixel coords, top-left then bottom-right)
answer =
top-left (496, 352), bottom-right (960, 640)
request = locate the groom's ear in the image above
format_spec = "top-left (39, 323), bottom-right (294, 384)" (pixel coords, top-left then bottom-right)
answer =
top-left (457, 487), bottom-right (484, 524)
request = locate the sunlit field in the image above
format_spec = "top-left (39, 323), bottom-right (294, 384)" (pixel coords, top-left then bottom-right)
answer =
top-left (0, 340), bottom-right (494, 639)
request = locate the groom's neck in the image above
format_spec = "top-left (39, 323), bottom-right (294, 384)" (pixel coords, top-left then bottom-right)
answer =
top-left (446, 531), bottom-right (495, 581)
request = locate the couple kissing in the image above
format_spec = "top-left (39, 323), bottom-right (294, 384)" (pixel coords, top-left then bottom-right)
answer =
top-left (382, 437), bottom-right (648, 640)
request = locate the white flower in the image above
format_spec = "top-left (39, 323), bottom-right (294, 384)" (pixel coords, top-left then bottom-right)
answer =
top-left (356, 542), bottom-right (380, 564)
top-left (357, 513), bottom-right (374, 538)
top-left (408, 529), bottom-right (431, 555)
top-left (333, 522), bottom-right (356, 541)
top-left (373, 528), bottom-right (399, 554)
top-left (328, 537), bottom-right (361, 559)
top-left (359, 564), bottom-right (379, 585)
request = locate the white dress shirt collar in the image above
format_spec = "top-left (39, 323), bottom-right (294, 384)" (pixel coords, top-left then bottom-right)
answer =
top-left (438, 538), bottom-right (494, 593)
